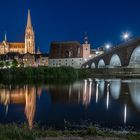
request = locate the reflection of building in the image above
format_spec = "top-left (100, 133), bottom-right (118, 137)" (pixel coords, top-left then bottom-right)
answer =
top-left (49, 80), bottom-right (94, 108)
top-left (0, 10), bottom-right (35, 54)
top-left (25, 86), bottom-right (36, 130)
top-left (0, 85), bottom-right (36, 129)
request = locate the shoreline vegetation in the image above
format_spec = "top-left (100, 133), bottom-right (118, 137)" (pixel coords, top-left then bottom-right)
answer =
top-left (0, 67), bottom-right (90, 84)
top-left (1, 66), bottom-right (140, 84)
top-left (0, 123), bottom-right (139, 140)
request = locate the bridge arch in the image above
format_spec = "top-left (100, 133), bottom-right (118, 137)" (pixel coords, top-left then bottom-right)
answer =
top-left (109, 54), bottom-right (122, 67)
top-left (98, 59), bottom-right (105, 68)
top-left (129, 46), bottom-right (140, 67)
top-left (91, 62), bottom-right (96, 69)
top-left (86, 65), bottom-right (89, 69)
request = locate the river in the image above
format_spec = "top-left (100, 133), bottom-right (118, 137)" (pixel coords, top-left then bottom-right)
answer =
top-left (0, 79), bottom-right (140, 130)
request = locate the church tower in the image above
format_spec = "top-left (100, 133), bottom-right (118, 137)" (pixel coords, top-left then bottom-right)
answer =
top-left (25, 10), bottom-right (35, 54)
top-left (82, 32), bottom-right (91, 59)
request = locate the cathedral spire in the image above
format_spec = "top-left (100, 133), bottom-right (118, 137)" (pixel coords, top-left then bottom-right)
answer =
top-left (25, 9), bottom-right (35, 54)
top-left (5, 32), bottom-right (7, 42)
top-left (27, 9), bottom-right (32, 28)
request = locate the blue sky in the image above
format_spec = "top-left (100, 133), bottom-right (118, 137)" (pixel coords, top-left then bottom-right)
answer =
top-left (0, 0), bottom-right (139, 52)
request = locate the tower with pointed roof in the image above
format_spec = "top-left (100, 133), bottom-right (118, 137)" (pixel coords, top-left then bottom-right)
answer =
top-left (25, 10), bottom-right (35, 54)
top-left (82, 32), bottom-right (91, 59)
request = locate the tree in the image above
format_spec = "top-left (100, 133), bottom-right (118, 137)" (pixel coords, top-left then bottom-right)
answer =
top-left (0, 61), bottom-right (4, 68)
top-left (12, 59), bottom-right (18, 67)
top-left (5, 61), bottom-right (10, 68)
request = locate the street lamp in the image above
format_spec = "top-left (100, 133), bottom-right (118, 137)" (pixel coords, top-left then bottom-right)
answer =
top-left (105, 43), bottom-right (112, 50)
top-left (105, 44), bottom-right (111, 49)
top-left (122, 32), bottom-right (130, 41)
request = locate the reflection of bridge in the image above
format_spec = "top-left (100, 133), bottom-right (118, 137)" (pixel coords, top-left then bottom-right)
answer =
top-left (82, 37), bottom-right (140, 68)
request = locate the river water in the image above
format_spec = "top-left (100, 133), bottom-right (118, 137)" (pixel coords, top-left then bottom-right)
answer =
top-left (0, 79), bottom-right (140, 130)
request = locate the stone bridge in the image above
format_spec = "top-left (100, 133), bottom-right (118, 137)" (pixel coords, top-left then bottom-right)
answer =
top-left (82, 37), bottom-right (140, 69)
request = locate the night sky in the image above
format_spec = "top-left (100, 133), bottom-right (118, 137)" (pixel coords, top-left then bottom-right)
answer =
top-left (0, 0), bottom-right (140, 53)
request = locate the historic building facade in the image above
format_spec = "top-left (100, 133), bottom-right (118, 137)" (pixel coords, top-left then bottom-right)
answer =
top-left (49, 33), bottom-right (94, 68)
top-left (0, 10), bottom-right (49, 67)
top-left (49, 41), bottom-right (84, 68)
top-left (0, 10), bottom-right (35, 54)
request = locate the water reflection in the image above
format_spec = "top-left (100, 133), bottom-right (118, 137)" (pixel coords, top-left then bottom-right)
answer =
top-left (25, 86), bottom-right (36, 130)
top-left (110, 79), bottom-right (121, 100)
top-left (96, 82), bottom-right (99, 103)
top-left (0, 79), bottom-right (140, 129)
top-left (0, 85), bottom-right (36, 129)
top-left (124, 104), bottom-right (127, 124)
top-left (106, 83), bottom-right (110, 110)
top-left (129, 80), bottom-right (140, 111)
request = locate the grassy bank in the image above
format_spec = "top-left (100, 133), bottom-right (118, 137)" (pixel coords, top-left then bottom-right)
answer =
top-left (0, 67), bottom-right (90, 84)
top-left (0, 124), bottom-right (139, 140)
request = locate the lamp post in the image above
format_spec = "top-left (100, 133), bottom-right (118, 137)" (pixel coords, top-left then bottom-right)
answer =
top-left (122, 32), bottom-right (130, 42)
top-left (104, 43), bottom-right (112, 52)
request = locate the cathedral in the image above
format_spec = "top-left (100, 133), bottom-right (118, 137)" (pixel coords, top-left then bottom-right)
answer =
top-left (0, 10), bottom-right (35, 54)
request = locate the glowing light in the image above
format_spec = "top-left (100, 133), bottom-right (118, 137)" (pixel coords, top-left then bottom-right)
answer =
top-left (124, 104), bottom-right (127, 124)
top-left (89, 81), bottom-right (92, 103)
top-left (96, 83), bottom-right (99, 103)
top-left (106, 83), bottom-right (110, 110)
top-left (96, 51), bottom-right (99, 55)
top-left (105, 44), bottom-right (111, 49)
top-left (122, 32), bottom-right (130, 41)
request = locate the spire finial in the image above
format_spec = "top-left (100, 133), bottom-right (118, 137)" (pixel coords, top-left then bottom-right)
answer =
top-left (5, 32), bottom-right (7, 42)
top-left (84, 32), bottom-right (88, 44)
top-left (37, 47), bottom-right (41, 54)
top-left (27, 9), bottom-right (32, 28)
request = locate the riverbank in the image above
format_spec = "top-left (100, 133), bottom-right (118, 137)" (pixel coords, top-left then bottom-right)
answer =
top-left (0, 124), bottom-right (139, 140)
top-left (36, 136), bottom-right (126, 140)
top-left (1, 67), bottom-right (140, 84)
top-left (0, 67), bottom-right (90, 84)
top-left (89, 68), bottom-right (140, 78)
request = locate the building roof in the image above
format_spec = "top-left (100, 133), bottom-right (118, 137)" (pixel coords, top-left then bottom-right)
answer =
top-left (50, 41), bottom-right (83, 59)
top-left (8, 42), bottom-right (25, 49)
top-left (51, 41), bottom-right (81, 46)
